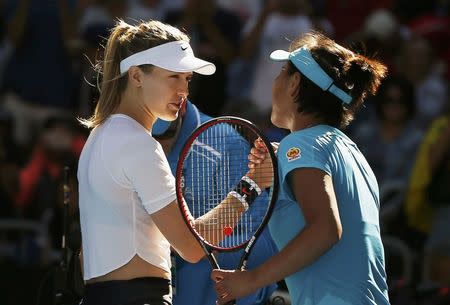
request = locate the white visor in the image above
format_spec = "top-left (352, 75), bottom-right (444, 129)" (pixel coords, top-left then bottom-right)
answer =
top-left (119, 41), bottom-right (216, 75)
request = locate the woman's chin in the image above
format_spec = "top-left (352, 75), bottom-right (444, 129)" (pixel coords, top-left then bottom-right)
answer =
top-left (160, 111), bottom-right (179, 122)
top-left (270, 112), bottom-right (281, 127)
top-left (271, 116), bottom-right (288, 130)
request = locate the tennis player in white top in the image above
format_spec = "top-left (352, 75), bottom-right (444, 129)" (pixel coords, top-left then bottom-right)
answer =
top-left (77, 19), bottom-right (270, 305)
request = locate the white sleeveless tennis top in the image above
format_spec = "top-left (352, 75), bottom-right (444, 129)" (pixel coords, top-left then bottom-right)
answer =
top-left (77, 114), bottom-right (176, 280)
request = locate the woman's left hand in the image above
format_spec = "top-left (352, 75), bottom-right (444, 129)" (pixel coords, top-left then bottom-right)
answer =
top-left (211, 269), bottom-right (259, 305)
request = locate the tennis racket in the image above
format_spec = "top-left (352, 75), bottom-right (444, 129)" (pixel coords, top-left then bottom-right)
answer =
top-left (175, 116), bottom-right (278, 305)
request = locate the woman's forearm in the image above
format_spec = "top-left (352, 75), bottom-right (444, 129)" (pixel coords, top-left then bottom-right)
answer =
top-left (251, 222), bottom-right (340, 289)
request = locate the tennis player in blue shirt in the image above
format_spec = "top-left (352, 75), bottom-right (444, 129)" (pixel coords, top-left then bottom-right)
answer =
top-left (212, 32), bottom-right (391, 305)
top-left (153, 100), bottom-right (278, 305)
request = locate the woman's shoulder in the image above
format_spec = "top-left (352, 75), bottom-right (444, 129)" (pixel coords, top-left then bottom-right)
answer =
top-left (101, 115), bottom-right (158, 150)
top-left (280, 125), bottom-right (335, 144)
top-left (277, 127), bottom-right (324, 155)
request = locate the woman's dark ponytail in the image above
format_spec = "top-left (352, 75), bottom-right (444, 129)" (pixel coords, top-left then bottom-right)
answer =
top-left (344, 55), bottom-right (387, 103)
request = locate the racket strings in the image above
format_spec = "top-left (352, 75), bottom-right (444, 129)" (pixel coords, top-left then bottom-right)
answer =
top-left (183, 122), bottom-right (273, 248)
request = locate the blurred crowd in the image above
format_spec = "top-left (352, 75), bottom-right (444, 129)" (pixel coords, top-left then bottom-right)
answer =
top-left (0, 0), bottom-right (448, 305)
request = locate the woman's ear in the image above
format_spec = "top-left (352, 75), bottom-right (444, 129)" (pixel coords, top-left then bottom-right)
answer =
top-left (289, 71), bottom-right (301, 98)
top-left (128, 66), bottom-right (143, 88)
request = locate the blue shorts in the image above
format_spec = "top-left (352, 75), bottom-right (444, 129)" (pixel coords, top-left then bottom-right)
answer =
top-left (80, 277), bottom-right (172, 305)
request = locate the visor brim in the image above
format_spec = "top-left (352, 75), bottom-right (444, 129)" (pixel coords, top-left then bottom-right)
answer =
top-left (269, 50), bottom-right (290, 61)
top-left (158, 57), bottom-right (216, 75)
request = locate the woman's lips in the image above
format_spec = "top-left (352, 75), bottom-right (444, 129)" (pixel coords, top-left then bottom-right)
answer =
top-left (169, 98), bottom-right (186, 110)
top-left (168, 103), bottom-right (181, 110)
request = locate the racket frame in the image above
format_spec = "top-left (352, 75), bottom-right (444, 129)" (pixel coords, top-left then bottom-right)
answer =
top-left (175, 116), bottom-right (279, 270)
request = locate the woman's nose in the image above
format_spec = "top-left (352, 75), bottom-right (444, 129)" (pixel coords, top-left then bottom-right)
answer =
top-left (178, 80), bottom-right (189, 96)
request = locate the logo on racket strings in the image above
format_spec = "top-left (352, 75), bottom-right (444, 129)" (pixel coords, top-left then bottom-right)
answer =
top-left (223, 226), bottom-right (233, 236)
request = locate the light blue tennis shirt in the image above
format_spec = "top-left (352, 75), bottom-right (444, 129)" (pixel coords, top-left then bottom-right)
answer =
top-left (269, 125), bottom-right (390, 305)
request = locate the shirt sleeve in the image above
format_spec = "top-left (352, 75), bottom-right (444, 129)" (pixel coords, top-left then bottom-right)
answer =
top-left (277, 132), bottom-right (332, 184)
top-left (123, 137), bottom-right (176, 214)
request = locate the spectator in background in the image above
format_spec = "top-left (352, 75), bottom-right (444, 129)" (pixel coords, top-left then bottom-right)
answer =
top-left (343, 10), bottom-right (403, 131)
top-left (15, 117), bottom-right (85, 247)
top-left (406, 4), bottom-right (450, 84)
top-left (395, 36), bottom-right (448, 130)
top-left (348, 9), bottom-right (403, 72)
top-left (393, 0), bottom-right (449, 83)
top-left (240, 0), bottom-right (312, 115)
top-left (164, 0), bottom-right (242, 116)
top-left (352, 76), bottom-right (423, 189)
top-left (404, 103), bottom-right (450, 280)
top-left (351, 76), bottom-right (423, 232)
top-left (406, 3), bottom-right (449, 59)
top-left (1, 0), bottom-right (79, 147)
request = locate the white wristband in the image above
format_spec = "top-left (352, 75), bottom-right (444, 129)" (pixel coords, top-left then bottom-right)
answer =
top-left (241, 175), bottom-right (262, 195)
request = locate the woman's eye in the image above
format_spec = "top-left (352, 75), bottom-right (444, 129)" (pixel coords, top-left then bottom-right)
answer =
top-left (169, 74), bottom-right (192, 82)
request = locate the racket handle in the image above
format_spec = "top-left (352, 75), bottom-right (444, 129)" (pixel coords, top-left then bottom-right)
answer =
top-left (224, 300), bottom-right (236, 305)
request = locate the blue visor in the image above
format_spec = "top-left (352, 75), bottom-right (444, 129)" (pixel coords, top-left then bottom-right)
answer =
top-left (152, 119), bottom-right (172, 136)
top-left (270, 47), bottom-right (352, 104)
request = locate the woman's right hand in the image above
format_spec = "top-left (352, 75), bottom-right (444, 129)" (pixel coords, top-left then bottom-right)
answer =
top-left (211, 269), bottom-right (260, 305)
